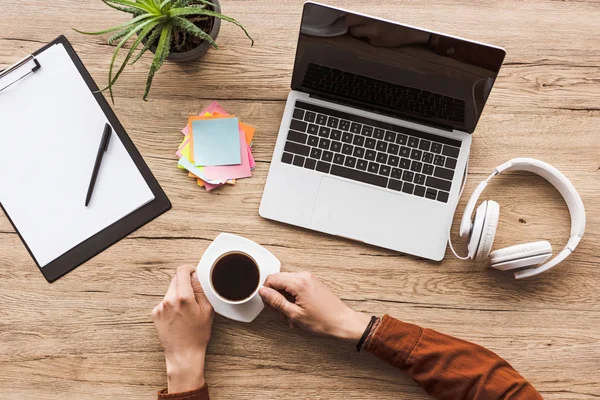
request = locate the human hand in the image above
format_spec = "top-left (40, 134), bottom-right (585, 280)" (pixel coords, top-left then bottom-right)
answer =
top-left (258, 272), bottom-right (371, 342)
top-left (152, 265), bottom-right (214, 393)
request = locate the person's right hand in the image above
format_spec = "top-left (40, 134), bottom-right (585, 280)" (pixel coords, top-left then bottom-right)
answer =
top-left (258, 271), bottom-right (371, 342)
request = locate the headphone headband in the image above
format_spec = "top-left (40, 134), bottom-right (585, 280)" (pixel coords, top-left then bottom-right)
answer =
top-left (460, 158), bottom-right (585, 278)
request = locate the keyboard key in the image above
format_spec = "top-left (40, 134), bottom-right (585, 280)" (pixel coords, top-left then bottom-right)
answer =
top-left (376, 140), bottom-right (388, 152)
top-left (368, 162), bottom-right (380, 174)
top-left (282, 152), bottom-right (293, 164)
top-left (307, 124), bottom-right (318, 135)
top-left (387, 143), bottom-right (399, 155)
top-left (344, 156), bottom-right (357, 168)
top-left (388, 155), bottom-right (400, 167)
top-left (304, 158), bottom-right (316, 170)
top-left (361, 126), bottom-right (373, 136)
top-left (434, 155), bottom-right (445, 166)
top-left (284, 141), bottom-right (310, 156)
top-left (365, 138), bottom-right (377, 149)
top-left (414, 173), bottom-right (426, 185)
top-left (402, 170), bottom-right (414, 182)
top-left (434, 166), bottom-right (454, 181)
top-left (399, 146), bottom-right (410, 157)
top-left (293, 108), bottom-right (304, 120)
top-left (307, 135), bottom-right (319, 147)
top-left (408, 137), bottom-right (419, 148)
top-left (376, 152), bottom-right (388, 164)
top-left (422, 152), bottom-right (434, 164)
top-left (365, 150), bottom-right (377, 161)
top-left (316, 161), bottom-right (331, 173)
top-left (310, 148), bottom-right (322, 159)
top-left (339, 120), bottom-right (350, 131)
top-left (391, 168), bottom-right (402, 179)
top-left (287, 130), bottom-right (307, 144)
top-left (431, 142), bottom-right (442, 154)
top-left (327, 116), bottom-right (339, 128)
top-left (388, 179), bottom-right (403, 191)
top-left (419, 140), bottom-right (431, 151)
top-left (330, 165), bottom-right (388, 188)
top-left (304, 111), bottom-right (316, 122)
top-left (322, 151), bottom-right (333, 162)
top-left (414, 185), bottom-right (426, 197)
top-left (290, 119), bottom-right (307, 132)
top-left (293, 155), bottom-right (305, 167)
top-left (350, 122), bottom-right (361, 133)
top-left (379, 165), bottom-right (391, 177)
top-left (353, 135), bottom-right (365, 146)
top-left (410, 161), bottom-right (423, 172)
top-left (342, 144), bottom-right (353, 155)
top-left (331, 129), bottom-right (342, 141)
top-left (442, 145), bottom-right (460, 158)
top-left (396, 134), bottom-right (407, 145)
top-left (426, 176), bottom-right (452, 191)
top-left (402, 182), bottom-right (414, 194)
top-left (331, 141), bottom-right (342, 152)
top-left (410, 149), bottom-right (423, 160)
top-left (318, 126), bottom-right (330, 137)
top-left (437, 191), bottom-right (449, 203)
top-left (333, 153), bottom-right (345, 165)
top-left (318, 138), bottom-right (331, 150)
top-left (342, 132), bottom-right (353, 143)
top-left (385, 131), bottom-right (396, 142)
top-left (357, 159), bottom-right (368, 171)
top-left (353, 147), bottom-right (365, 158)
top-left (445, 157), bottom-right (457, 169)
top-left (400, 158), bottom-right (411, 169)
top-left (374, 128), bottom-right (385, 139)
top-left (423, 164), bottom-right (434, 175)
top-left (316, 114), bottom-right (328, 125)
top-left (425, 188), bottom-right (437, 200)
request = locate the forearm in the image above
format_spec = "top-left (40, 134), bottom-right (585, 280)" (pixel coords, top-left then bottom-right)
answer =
top-left (365, 315), bottom-right (542, 400)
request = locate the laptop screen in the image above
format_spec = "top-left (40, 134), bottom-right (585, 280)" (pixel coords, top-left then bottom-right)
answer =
top-left (291, 3), bottom-right (506, 133)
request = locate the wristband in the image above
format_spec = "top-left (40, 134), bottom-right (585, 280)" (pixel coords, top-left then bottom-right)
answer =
top-left (356, 315), bottom-right (378, 352)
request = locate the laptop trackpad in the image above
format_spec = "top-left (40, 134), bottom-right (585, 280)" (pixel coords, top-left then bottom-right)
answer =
top-left (310, 177), bottom-right (397, 242)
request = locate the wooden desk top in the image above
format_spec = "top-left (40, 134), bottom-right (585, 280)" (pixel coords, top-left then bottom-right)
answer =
top-left (1, 1), bottom-right (599, 399)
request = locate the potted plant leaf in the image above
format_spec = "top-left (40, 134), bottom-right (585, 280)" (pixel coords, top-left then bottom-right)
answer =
top-left (75, 0), bottom-right (253, 101)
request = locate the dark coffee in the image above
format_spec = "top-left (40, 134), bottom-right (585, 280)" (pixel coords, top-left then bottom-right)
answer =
top-left (211, 252), bottom-right (260, 301)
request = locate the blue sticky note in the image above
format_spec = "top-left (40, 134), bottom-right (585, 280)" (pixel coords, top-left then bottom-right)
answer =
top-left (192, 118), bottom-right (241, 166)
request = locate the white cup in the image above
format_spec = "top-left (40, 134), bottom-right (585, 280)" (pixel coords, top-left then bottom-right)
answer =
top-left (197, 233), bottom-right (281, 323)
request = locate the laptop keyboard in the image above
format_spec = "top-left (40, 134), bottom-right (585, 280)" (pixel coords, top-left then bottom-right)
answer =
top-left (301, 63), bottom-right (466, 124)
top-left (281, 101), bottom-right (461, 203)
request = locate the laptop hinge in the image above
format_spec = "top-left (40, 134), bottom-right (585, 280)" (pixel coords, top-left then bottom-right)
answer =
top-left (308, 93), bottom-right (454, 133)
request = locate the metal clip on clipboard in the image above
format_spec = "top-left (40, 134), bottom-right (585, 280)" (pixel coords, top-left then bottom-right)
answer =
top-left (0, 54), bottom-right (41, 93)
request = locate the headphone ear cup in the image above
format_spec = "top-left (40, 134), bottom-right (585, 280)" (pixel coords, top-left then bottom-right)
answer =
top-left (474, 200), bottom-right (499, 260)
top-left (490, 241), bottom-right (553, 271)
top-left (467, 201), bottom-right (499, 260)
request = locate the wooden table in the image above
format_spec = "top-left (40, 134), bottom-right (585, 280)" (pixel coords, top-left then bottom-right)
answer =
top-left (1, 1), bottom-right (599, 399)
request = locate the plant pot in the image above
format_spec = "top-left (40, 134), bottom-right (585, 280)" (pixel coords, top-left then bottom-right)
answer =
top-left (144, 0), bottom-right (221, 63)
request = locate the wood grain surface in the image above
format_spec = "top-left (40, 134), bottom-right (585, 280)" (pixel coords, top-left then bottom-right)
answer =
top-left (1, 1), bottom-right (599, 399)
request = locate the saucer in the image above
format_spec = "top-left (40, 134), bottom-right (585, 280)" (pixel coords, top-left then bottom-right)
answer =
top-left (197, 233), bottom-right (281, 323)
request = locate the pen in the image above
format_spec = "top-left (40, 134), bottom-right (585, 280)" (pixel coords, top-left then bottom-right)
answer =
top-left (85, 123), bottom-right (112, 207)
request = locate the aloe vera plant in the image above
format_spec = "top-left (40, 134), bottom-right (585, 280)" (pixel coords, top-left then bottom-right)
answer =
top-left (75, 0), bottom-right (253, 101)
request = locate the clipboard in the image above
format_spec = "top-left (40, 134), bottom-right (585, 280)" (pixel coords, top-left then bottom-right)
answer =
top-left (0, 36), bottom-right (171, 283)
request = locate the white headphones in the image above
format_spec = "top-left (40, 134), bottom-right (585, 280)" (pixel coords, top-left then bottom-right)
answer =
top-left (457, 158), bottom-right (585, 279)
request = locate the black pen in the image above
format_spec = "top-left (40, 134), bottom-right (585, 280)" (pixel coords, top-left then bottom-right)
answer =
top-left (85, 123), bottom-right (112, 207)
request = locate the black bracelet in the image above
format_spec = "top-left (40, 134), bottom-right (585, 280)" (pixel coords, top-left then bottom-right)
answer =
top-left (356, 315), bottom-right (377, 353)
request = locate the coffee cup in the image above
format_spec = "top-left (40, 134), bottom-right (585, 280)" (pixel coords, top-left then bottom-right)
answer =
top-left (196, 233), bottom-right (281, 322)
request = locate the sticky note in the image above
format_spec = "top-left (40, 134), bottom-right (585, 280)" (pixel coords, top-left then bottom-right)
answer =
top-left (192, 117), bottom-right (241, 166)
top-left (182, 101), bottom-right (229, 135)
top-left (203, 131), bottom-right (252, 181)
top-left (177, 139), bottom-right (222, 185)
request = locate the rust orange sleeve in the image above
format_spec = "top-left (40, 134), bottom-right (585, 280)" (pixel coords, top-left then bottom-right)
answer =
top-left (366, 315), bottom-right (542, 399)
top-left (157, 385), bottom-right (209, 400)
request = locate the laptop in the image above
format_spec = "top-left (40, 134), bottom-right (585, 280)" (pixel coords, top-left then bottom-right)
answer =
top-left (259, 2), bottom-right (506, 261)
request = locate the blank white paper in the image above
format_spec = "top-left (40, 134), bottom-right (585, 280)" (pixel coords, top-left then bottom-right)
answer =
top-left (0, 43), bottom-right (155, 267)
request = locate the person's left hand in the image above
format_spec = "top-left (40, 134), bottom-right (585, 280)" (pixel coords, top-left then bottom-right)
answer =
top-left (152, 265), bottom-right (214, 393)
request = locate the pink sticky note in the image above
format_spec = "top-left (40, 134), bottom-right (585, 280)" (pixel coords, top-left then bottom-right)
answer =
top-left (204, 181), bottom-right (225, 191)
top-left (248, 145), bottom-right (255, 169)
top-left (203, 131), bottom-right (252, 181)
top-left (182, 101), bottom-right (229, 135)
